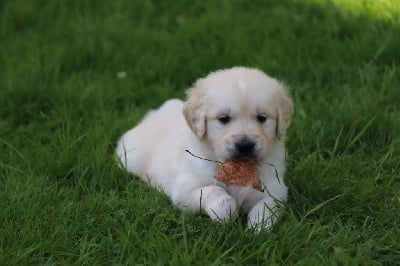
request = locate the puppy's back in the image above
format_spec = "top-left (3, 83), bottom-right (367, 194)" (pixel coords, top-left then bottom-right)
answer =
top-left (115, 99), bottom-right (187, 183)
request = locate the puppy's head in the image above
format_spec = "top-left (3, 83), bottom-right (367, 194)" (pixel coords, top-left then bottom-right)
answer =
top-left (183, 67), bottom-right (293, 162)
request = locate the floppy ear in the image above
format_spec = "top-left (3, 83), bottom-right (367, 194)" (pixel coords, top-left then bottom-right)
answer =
top-left (276, 88), bottom-right (294, 139)
top-left (182, 88), bottom-right (206, 139)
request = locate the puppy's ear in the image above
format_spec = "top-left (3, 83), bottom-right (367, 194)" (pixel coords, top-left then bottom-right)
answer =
top-left (276, 87), bottom-right (294, 139)
top-left (182, 88), bottom-right (206, 139)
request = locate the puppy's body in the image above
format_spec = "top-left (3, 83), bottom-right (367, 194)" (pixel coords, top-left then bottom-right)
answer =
top-left (116, 67), bottom-right (293, 230)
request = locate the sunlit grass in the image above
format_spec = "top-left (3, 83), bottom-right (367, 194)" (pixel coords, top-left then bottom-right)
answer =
top-left (305, 0), bottom-right (400, 21)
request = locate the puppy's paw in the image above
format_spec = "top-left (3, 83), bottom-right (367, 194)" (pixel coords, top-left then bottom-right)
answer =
top-left (205, 194), bottom-right (238, 222)
top-left (247, 200), bottom-right (278, 231)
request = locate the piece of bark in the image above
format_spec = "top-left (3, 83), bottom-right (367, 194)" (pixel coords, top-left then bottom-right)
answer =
top-left (214, 160), bottom-right (263, 191)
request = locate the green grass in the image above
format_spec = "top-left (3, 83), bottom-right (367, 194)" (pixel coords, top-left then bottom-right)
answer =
top-left (1, 0), bottom-right (399, 264)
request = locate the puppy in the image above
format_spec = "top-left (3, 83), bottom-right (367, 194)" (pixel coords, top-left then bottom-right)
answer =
top-left (116, 67), bottom-right (293, 230)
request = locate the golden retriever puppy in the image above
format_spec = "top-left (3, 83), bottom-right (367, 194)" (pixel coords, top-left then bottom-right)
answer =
top-left (116, 67), bottom-right (293, 230)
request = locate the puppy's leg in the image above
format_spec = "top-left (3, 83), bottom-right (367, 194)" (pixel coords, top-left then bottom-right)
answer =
top-left (173, 185), bottom-right (238, 222)
top-left (201, 186), bottom-right (238, 221)
top-left (235, 186), bottom-right (285, 231)
top-left (247, 196), bottom-right (282, 231)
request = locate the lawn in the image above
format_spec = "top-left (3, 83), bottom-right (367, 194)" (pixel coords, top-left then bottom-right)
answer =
top-left (1, 0), bottom-right (399, 264)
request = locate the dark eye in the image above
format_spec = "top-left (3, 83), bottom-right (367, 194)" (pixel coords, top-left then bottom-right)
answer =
top-left (257, 115), bottom-right (267, 124)
top-left (218, 115), bottom-right (231, 124)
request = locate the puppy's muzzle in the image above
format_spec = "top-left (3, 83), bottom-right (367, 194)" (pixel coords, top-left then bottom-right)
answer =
top-left (233, 137), bottom-right (256, 159)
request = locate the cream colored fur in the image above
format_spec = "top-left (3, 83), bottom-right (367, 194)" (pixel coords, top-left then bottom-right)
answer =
top-left (116, 67), bottom-right (293, 230)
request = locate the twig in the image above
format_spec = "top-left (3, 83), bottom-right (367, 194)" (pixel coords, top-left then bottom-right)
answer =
top-left (184, 149), bottom-right (222, 164)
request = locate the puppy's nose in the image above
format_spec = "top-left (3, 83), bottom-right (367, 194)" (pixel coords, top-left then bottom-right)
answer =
top-left (235, 138), bottom-right (256, 155)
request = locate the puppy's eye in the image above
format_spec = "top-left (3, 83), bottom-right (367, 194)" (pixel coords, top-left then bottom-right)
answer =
top-left (218, 115), bottom-right (231, 125)
top-left (257, 115), bottom-right (267, 124)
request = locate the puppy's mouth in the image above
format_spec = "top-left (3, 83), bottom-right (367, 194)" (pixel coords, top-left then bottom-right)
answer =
top-left (230, 152), bottom-right (258, 161)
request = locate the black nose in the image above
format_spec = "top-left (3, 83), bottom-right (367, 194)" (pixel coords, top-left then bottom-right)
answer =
top-left (235, 138), bottom-right (256, 155)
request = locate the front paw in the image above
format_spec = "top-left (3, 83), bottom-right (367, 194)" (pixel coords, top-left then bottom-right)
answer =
top-left (247, 200), bottom-right (279, 231)
top-left (205, 194), bottom-right (238, 222)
